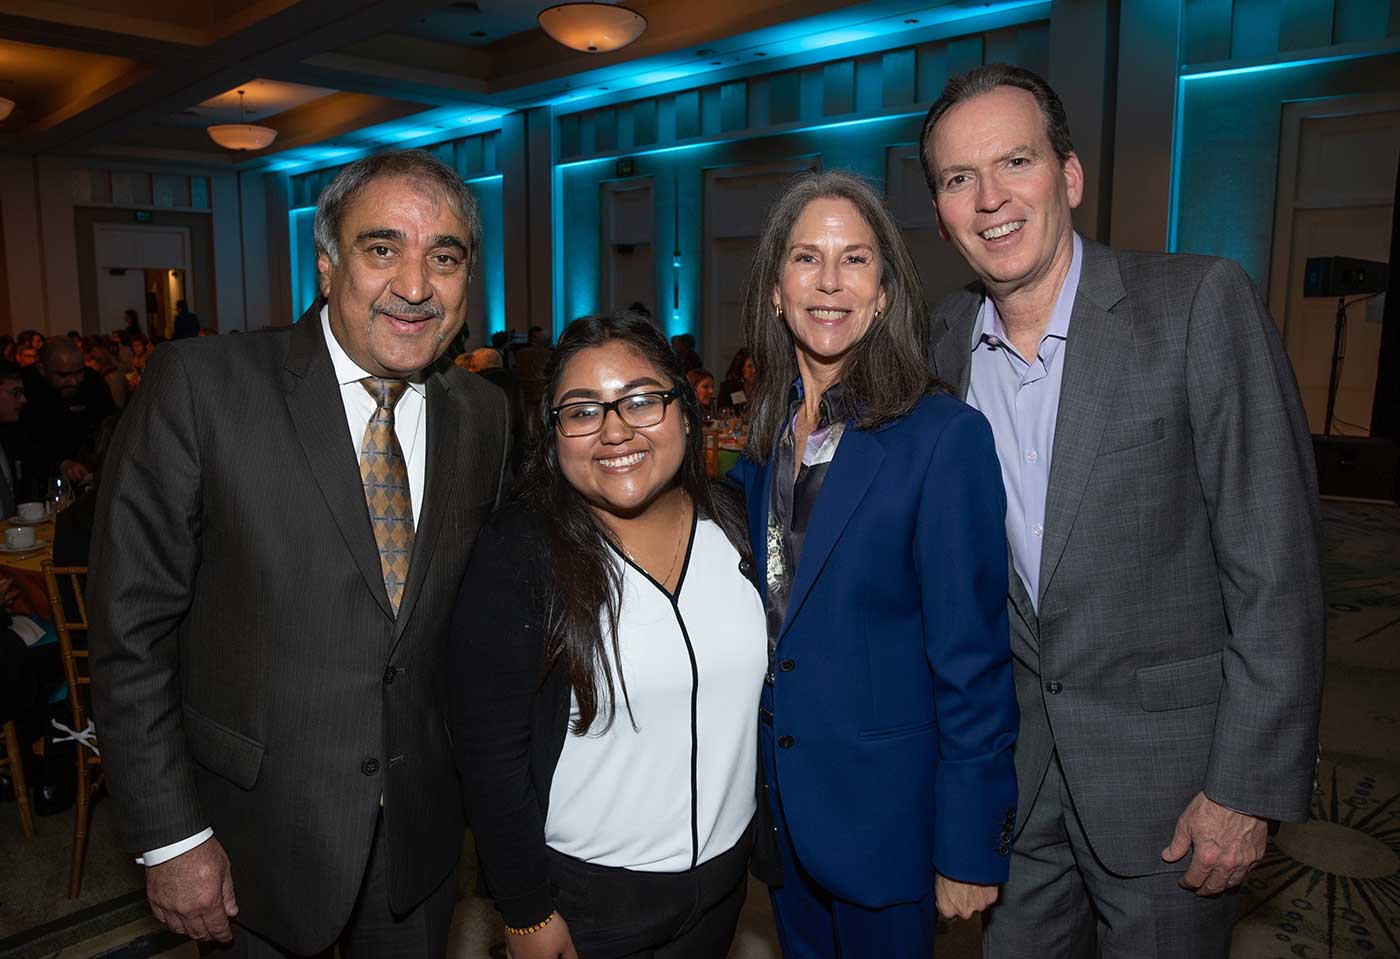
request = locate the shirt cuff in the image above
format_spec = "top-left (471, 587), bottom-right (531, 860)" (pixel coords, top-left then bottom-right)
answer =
top-left (137, 828), bottom-right (214, 866)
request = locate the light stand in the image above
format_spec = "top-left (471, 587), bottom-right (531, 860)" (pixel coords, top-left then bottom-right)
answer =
top-left (1324, 295), bottom-right (1348, 437)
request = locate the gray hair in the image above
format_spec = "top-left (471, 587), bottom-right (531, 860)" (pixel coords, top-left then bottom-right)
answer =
top-left (919, 63), bottom-right (1075, 193)
top-left (313, 149), bottom-right (482, 278)
top-left (741, 170), bottom-right (933, 464)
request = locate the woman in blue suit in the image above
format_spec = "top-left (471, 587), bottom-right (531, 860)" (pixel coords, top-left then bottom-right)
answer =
top-left (732, 170), bottom-right (1018, 958)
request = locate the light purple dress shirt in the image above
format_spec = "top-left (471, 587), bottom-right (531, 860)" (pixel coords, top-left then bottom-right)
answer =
top-left (965, 233), bottom-right (1083, 612)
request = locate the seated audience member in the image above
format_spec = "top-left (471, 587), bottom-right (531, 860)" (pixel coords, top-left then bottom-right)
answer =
top-left (84, 342), bottom-right (130, 409)
top-left (0, 336), bottom-right (14, 363)
top-left (687, 368), bottom-right (717, 418)
top-left (0, 364), bottom-right (25, 521)
top-left (671, 333), bottom-right (703, 374)
top-left (15, 343), bottom-right (38, 367)
top-left (122, 308), bottom-right (143, 338)
top-left (18, 339), bottom-right (116, 488)
top-left (465, 347), bottom-right (526, 467)
top-left (449, 311), bottom-right (767, 959)
top-left (718, 348), bottom-right (756, 411)
top-left (0, 575), bottom-right (74, 815)
top-left (514, 326), bottom-right (553, 437)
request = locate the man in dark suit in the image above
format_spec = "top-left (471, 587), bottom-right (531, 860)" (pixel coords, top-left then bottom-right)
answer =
top-left (921, 66), bottom-right (1325, 956)
top-left (90, 150), bottom-right (511, 957)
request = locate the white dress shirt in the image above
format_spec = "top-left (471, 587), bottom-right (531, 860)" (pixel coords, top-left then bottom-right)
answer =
top-left (139, 308), bottom-right (427, 866)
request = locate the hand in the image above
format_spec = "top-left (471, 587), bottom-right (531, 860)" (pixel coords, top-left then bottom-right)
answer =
top-left (935, 872), bottom-right (999, 920)
top-left (146, 837), bottom-right (239, 942)
top-left (60, 460), bottom-right (90, 484)
top-left (506, 912), bottom-right (578, 959)
top-left (1161, 791), bottom-right (1267, 895)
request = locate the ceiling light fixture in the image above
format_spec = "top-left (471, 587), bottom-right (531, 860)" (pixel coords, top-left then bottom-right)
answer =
top-left (538, 3), bottom-right (646, 53)
top-left (0, 97), bottom-right (14, 122)
top-left (207, 90), bottom-right (277, 151)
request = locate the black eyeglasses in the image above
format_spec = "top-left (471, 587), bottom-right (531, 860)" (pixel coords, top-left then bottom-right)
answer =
top-left (552, 388), bottom-right (682, 437)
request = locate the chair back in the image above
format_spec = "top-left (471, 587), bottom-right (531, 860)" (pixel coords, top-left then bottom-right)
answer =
top-left (41, 563), bottom-right (92, 737)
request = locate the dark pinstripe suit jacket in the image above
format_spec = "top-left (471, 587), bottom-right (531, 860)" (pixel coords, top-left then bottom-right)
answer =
top-left (930, 239), bottom-right (1326, 877)
top-left (89, 307), bottom-right (510, 954)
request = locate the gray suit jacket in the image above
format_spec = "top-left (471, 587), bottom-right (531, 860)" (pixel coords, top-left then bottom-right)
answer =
top-left (89, 309), bottom-right (510, 953)
top-left (929, 239), bottom-right (1325, 877)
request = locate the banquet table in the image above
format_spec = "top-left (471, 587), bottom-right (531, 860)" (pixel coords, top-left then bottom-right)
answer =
top-left (1, 520), bottom-right (57, 617)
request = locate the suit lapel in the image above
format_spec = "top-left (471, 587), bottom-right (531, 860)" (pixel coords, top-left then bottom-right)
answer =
top-left (932, 285), bottom-right (1037, 625)
top-left (930, 285), bottom-right (983, 399)
top-left (1037, 241), bottom-right (1129, 607)
top-left (391, 373), bottom-right (459, 644)
top-left (779, 428), bottom-right (884, 643)
top-left (283, 309), bottom-right (395, 621)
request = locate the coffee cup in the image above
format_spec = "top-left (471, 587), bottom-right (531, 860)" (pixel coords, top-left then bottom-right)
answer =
top-left (17, 501), bottom-right (45, 522)
top-left (5, 526), bottom-right (36, 549)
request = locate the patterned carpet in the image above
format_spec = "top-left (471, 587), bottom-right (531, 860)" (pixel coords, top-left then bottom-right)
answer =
top-left (2, 502), bottom-right (1396, 959)
top-left (1230, 501), bottom-right (1400, 959)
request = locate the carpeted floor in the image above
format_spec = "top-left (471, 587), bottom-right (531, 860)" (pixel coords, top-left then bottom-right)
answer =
top-left (2, 500), bottom-right (1396, 959)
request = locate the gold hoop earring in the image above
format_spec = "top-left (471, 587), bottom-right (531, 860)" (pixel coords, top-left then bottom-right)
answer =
top-left (775, 305), bottom-right (784, 320)
top-left (874, 309), bottom-right (884, 321)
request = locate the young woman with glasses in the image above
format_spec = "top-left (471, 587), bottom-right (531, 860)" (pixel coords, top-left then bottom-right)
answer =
top-left (447, 310), bottom-right (768, 959)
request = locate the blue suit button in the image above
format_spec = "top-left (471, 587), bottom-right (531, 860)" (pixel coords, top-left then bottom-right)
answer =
top-left (778, 735), bottom-right (795, 749)
top-left (778, 659), bottom-right (795, 672)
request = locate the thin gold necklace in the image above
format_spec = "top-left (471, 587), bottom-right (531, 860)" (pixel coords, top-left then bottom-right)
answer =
top-left (624, 497), bottom-right (690, 588)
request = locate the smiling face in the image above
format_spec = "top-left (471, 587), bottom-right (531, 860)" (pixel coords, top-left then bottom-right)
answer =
top-left (554, 341), bottom-right (687, 522)
top-left (317, 175), bottom-right (472, 378)
top-left (694, 374), bottom-right (715, 407)
top-left (773, 196), bottom-right (887, 380)
top-left (927, 85), bottom-right (1083, 301)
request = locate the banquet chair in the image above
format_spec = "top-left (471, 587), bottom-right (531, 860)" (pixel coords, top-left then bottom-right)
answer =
top-left (42, 561), bottom-right (100, 899)
top-left (1, 719), bottom-right (34, 838)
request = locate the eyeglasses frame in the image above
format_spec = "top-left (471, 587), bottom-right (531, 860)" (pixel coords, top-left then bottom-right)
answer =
top-left (550, 386), bottom-right (684, 437)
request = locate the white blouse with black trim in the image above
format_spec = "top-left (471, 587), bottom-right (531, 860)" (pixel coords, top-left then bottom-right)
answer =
top-left (544, 515), bottom-right (768, 873)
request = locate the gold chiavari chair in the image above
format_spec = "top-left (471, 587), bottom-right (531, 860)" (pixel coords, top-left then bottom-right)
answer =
top-left (42, 562), bottom-right (100, 899)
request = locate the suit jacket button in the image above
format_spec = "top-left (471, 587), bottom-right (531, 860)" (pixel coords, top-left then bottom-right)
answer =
top-left (998, 842), bottom-right (1010, 856)
top-left (1044, 681), bottom-right (1063, 695)
top-left (361, 758), bottom-right (380, 776)
top-left (739, 559), bottom-right (753, 576)
top-left (778, 735), bottom-right (795, 749)
top-left (778, 659), bottom-right (795, 672)
top-left (383, 666), bottom-right (397, 685)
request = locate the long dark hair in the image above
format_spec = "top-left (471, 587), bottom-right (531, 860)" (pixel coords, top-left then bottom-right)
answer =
top-left (741, 170), bottom-right (934, 464)
top-left (517, 311), bottom-right (752, 734)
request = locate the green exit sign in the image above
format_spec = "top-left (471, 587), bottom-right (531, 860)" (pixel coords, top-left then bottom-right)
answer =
top-left (134, 210), bottom-right (153, 223)
top-left (615, 157), bottom-right (634, 177)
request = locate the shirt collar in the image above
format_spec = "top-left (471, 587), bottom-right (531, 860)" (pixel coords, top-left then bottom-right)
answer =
top-left (786, 377), bottom-right (848, 429)
top-left (972, 231), bottom-right (1083, 353)
top-left (319, 304), bottom-right (427, 396)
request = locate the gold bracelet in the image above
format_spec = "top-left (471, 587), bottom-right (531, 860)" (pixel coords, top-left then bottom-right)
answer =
top-left (504, 911), bottom-right (555, 936)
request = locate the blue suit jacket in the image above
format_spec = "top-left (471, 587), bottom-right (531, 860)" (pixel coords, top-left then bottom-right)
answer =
top-left (733, 390), bottom-right (1018, 906)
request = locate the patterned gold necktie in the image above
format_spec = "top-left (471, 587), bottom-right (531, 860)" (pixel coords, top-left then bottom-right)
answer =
top-left (359, 377), bottom-right (414, 615)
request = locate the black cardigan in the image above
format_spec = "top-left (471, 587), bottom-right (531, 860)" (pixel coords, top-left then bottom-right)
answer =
top-left (446, 502), bottom-right (571, 929)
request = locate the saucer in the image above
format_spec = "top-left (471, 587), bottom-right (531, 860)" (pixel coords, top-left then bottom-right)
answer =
top-left (0, 537), bottom-right (48, 554)
top-left (5, 515), bottom-right (50, 526)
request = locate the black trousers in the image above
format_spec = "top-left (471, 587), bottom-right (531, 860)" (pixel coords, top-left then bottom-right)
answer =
top-left (545, 822), bottom-right (753, 959)
top-left (203, 814), bottom-right (457, 959)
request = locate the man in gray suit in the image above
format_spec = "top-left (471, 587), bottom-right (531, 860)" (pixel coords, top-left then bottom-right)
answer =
top-left (90, 150), bottom-right (510, 956)
top-left (920, 65), bottom-right (1325, 956)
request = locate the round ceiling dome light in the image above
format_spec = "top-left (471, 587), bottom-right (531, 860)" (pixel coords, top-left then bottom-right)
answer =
top-left (538, 3), bottom-right (647, 53)
top-left (207, 90), bottom-right (277, 151)
top-left (0, 97), bottom-right (14, 122)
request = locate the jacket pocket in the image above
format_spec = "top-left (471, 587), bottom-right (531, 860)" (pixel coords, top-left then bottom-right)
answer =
top-left (1099, 416), bottom-right (1165, 455)
top-left (857, 718), bottom-right (938, 741)
top-left (183, 705), bottom-right (265, 790)
top-left (1136, 651), bottom-right (1223, 712)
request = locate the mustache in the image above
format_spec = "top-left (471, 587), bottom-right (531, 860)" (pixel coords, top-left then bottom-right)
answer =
top-left (371, 301), bottom-right (443, 321)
